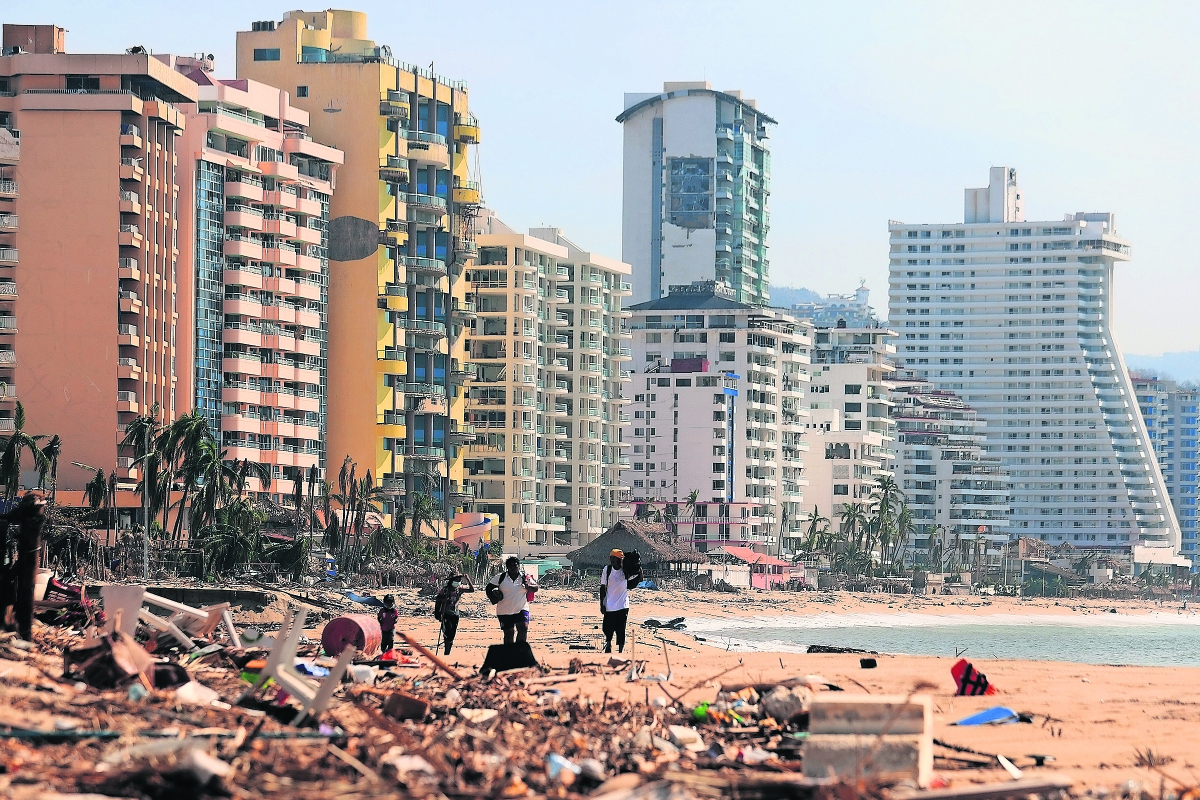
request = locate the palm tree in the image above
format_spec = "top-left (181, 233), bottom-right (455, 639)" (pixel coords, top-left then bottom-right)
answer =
top-left (0, 402), bottom-right (49, 500)
top-left (163, 413), bottom-right (217, 544)
top-left (891, 505), bottom-right (914, 573)
top-left (231, 458), bottom-right (272, 499)
top-left (85, 468), bottom-right (112, 542)
top-left (198, 496), bottom-right (265, 576)
top-left (838, 502), bottom-right (869, 551)
top-left (121, 400), bottom-right (164, 525)
top-left (38, 434), bottom-right (62, 505)
top-left (409, 492), bottom-right (441, 541)
top-left (802, 505), bottom-right (828, 555)
top-left (188, 451), bottom-right (240, 535)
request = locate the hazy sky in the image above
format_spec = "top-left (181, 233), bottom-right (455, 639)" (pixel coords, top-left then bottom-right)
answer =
top-left (10, 1), bottom-right (1200, 355)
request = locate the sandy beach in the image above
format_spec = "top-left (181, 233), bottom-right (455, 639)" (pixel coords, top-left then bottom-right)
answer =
top-left (350, 586), bottom-right (1200, 790)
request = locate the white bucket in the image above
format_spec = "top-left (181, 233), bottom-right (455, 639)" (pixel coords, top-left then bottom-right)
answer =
top-left (33, 568), bottom-right (53, 601)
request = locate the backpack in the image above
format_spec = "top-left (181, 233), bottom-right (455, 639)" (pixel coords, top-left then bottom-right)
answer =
top-left (433, 587), bottom-right (452, 621)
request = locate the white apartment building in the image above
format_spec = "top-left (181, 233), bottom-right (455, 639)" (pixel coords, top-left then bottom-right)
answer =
top-left (618, 82), bottom-right (774, 306)
top-left (464, 212), bottom-right (632, 554)
top-left (887, 167), bottom-right (1181, 567)
top-left (800, 325), bottom-right (896, 550)
top-left (626, 281), bottom-right (809, 552)
top-left (890, 380), bottom-right (1011, 566)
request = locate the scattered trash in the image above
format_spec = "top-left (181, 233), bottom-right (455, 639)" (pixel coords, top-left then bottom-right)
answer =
top-left (642, 616), bottom-right (686, 630)
top-left (381, 690), bottom-right (431, 720)
top-left (860, 657), bottom-right (878, 669)
top-left (952, 657), bottom-right (998, 696)
top-left (546, 753), bottom-right (582, 784)
top-left (953, 706), bottom-right (1021, 726)
top-left (460, 707), bottom-right (498, 723)
top-left (807, 644), bottom-right (877, 654)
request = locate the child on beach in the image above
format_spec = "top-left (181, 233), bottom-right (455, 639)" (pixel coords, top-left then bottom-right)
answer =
top-left (377, 594), bottom-right (399, 653)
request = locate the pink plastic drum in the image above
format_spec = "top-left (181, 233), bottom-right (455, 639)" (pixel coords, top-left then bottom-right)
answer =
top-left (321, 614), bottom-right (383, 657)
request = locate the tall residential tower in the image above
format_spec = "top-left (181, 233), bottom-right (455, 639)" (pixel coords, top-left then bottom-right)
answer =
top-left (619, 83), bottom-right (773, 306)
top-left (0, 25), bottom-right (197, 490)
top-left (176, 63), bottom-right (343, 498)
top-left (887, 168), bottom-right (1182, 569)
top-left (237, 11), bottom-right (481, 527)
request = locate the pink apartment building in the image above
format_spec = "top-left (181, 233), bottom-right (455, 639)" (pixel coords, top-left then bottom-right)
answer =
top-left (0, 25), bottom-right (198, 490)
top-left (173, 59), bottom-right (342, 498)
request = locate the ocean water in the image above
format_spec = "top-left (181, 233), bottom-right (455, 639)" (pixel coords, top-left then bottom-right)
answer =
top-left (686, 611), bottom-right (1200, 667)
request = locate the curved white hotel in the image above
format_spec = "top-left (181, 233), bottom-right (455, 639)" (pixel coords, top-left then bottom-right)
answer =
top-left (887, 168), bottom-right (1181, 568)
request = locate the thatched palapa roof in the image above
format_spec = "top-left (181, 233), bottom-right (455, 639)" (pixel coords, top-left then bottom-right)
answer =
top-left (567, 520), bottom-right (708, 569)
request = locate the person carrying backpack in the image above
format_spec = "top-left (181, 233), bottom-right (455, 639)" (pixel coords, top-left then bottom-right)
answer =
top-left (486, 556), bottom-right (538, 645)
top-left (433, 572), bottom-right (474, 655)
top-left (600, 549), bottom-right (643, 653)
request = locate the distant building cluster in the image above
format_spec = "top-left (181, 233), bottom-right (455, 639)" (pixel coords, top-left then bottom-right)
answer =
top-left (0, 20), bottom-right (1186, 573)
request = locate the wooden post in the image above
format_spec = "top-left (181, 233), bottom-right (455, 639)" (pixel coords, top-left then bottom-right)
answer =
top-left (12, 493), bottom-right (47, 641)
top-left (398, 630), bottom-right (464, 681)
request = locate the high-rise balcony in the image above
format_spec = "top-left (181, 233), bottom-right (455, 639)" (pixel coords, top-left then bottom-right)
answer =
top-left (376, 349), bottom-right (407, 374)
top-left (225, 176), bottom-right (264, 203)
top-left (406, 445), bottom-right (446, 461)
top-left (402, 193), bottom-right (447, 214)
top-left (380, 90), bottom-right (410, 120)
top-left (118, 225), bottom-right (142, 248)
top-left (401, 130), bottom-right (449, 165)
top-left (0, 248), bottom-right (16, 267)
top-left (399, 255), bottom-right (447, 277)
top-left (119, 158), bottom-right (144, 183)
top-left (454, 115), bottom-right (480, 145)
top-left (0, 179), bottom-right (16, 199)
top-left (116, 391), bottom-right (138, 413)
top-left (452, 180), bottom-right (481, 207)
top-left (379, 156), bottom-right (409, 184)
top-left (0, 214), bottom-right (15, 232)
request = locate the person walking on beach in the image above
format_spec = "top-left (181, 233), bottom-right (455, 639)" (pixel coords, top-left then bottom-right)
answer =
top-left (434, 572), bottom-right (474, 655)
top-left (486, 556), bottom-right (538, 645)
top-left (600, 549), bottom-right (643, 653)
top-left (377, 594), bottom-right (399, 654)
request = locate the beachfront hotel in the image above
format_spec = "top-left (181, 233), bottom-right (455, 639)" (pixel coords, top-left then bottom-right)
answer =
top-left (175, 61), bottom-right (343, 499)
top-left (1133, 374), bottom-right (1200, 567)
top-left (236, 11), bottom-right (481, 527)
top-left (465, 213), bottom-right (632, 554)
top-left (625, 280), bottom-right (810, 553)
top-left (887, 167), bottom-right (1184, 570)
top-left (619, 83), bottom-right (774, 307)
top-left (0, 25), bottom-right (198, 491)
top-left (889, 380), bottom-right (1011, 564)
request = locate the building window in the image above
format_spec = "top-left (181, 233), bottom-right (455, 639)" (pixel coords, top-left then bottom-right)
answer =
top-left (253, 48), bottom-right (281, 61)
top-left (834, 484), bottom-right (849, 495)
top-left (297, 85), bottom-right (309, 97)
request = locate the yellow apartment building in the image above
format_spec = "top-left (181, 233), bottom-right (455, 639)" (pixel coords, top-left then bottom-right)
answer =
top-left (236, 10), bottom-right (480, 528)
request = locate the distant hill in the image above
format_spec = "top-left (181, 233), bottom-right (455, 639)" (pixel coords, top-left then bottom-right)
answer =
top-left (768, 285), bottom-right (822, 308)
top-left (1125, 351), bottom-right (1200, 383)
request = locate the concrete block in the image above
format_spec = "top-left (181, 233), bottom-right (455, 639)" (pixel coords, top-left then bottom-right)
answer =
top-left (809, 693), bottom-right (931, 736)
top-left (802, 733), bottom-right (932, 787)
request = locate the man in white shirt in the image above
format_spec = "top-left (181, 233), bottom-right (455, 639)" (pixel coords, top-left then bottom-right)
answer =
top-left (600, 549), bottom-right (643, 653)
top-left (486, 556), bottom-right (539, 645)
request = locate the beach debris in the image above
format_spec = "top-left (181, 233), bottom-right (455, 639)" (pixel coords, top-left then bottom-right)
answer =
top-left (861, 657), bottom-right (878, 669)
top-left (321, 612), bottom-right (382, 657)
top-left (953, 706), bottom-right (1022, 726)
top-left (381, 689), bottom-right (431, 720)
top-left (807, 644), bottom-right (877, 654)
top-left (480, 642), bottom-right (540, 675)
top-left (804, 694), bottom-right (933, 786)
top-left (642, 616), bottom-right (686, 630)
top-left (997, 753), bottom-right (1023, 779)
top-left (666, 724), bottom-right (706, 752)
top-left (546, 753), bottom-right (582, 784)
top-left (761, 685), bottom-right (812, 723)
top-left (238, 604), bottom-right (355, 723)
top-left (952, 657), bottom-right (998, 696)
top-left (460, 707), bottom-right (498, 723)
